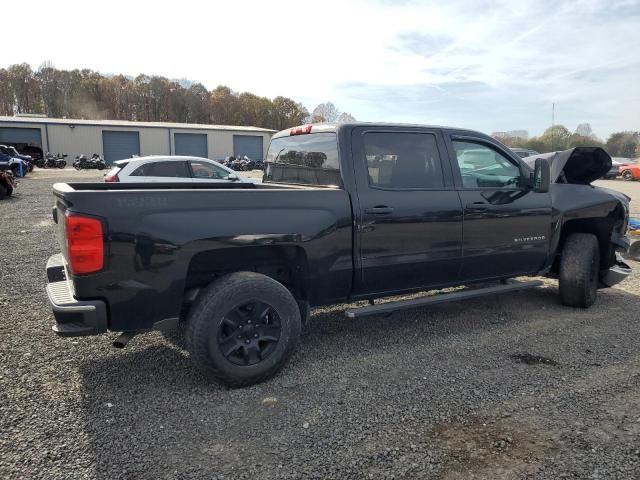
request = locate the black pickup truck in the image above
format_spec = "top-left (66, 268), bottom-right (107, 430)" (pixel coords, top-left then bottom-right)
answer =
top-left (46, 123), bottom-right (632, 386)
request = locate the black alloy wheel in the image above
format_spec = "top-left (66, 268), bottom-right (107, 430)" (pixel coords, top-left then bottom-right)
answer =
top-left (217, 301), bottom-right (282, 366)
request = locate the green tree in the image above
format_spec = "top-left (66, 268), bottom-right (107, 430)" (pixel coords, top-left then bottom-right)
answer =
top-left (272, 96), bottom-right (308, 130)
top-left (605, 131), bottom-right (639, 158)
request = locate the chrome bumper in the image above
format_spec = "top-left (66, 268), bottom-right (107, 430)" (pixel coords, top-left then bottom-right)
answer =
top-left (46, 254), bottom-right (108, 336)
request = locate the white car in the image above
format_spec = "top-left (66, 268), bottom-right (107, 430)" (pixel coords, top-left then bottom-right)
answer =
top-left (104, 156), bottom-right (250, 183)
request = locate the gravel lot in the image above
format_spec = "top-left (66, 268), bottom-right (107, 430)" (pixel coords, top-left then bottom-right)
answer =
top-left (1, 172), bottom-right (639, 479)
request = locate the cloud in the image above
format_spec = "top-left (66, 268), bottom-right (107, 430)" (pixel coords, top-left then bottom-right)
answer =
top-left (3, 0), bottom-right (639, 137)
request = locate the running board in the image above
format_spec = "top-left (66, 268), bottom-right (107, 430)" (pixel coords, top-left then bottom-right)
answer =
top-left (344, 280), bottom-right (543, 319)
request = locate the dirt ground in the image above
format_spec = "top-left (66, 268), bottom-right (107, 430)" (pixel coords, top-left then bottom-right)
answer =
top-left (1, 172), bottom-right (639, 479)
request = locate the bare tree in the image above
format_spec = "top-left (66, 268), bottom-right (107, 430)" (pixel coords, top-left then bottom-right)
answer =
top-left (311, 102), bottom-right (340, 123)
top-left (337, 112), bottom-right (356, 123)
top-left (576, 123), bottom-right (594, 138)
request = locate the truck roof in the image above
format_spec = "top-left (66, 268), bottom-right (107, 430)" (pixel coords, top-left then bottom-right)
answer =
top-left (271, 122), bottom-right (494, 140)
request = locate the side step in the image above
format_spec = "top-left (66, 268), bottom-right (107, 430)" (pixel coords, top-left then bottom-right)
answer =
top-left (345, 280), bottom-right (543, 318)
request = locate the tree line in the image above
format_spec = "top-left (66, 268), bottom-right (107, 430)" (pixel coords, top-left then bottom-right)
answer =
top-left (0, 63), bottom-right (315, 130)
top-left (499, 124), bottom-right (639, 158)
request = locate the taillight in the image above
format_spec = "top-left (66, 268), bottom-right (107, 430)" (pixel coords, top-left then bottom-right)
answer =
top-left (65, 214), bottom-right (104, 274)
top-left (104, 166), bottom-right (121, 182)
top-left (290, 125), bottom-right (312, 136)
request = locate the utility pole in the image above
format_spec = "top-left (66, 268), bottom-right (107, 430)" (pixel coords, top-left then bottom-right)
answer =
top-left (551, 103), bottom-right (555, 151)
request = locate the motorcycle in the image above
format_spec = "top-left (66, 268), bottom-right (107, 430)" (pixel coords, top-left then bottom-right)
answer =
top-left (73, 153), bottom-right (106, 170)
top-left (42, 152), bottom-right (67, 169)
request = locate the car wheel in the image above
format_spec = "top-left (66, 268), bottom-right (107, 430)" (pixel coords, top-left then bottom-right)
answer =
top-left (186, 272), bottom-right (301, 387)
top-left (621, 170), bottom-right (633, 181)
top-left (559, 233), bottom-right (600, 308)
top-left (629, 241), bottom-right (640, 262)
top-left (0, 184), bottom-right (6, 200)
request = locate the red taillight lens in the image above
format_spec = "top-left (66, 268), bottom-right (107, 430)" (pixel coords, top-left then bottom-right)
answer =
top-left (65, 214), bottom-right (104, 274)
top-left (104, 174), bottom-right (119, 182)
top-left (290, 125), bottom-right (312, 136)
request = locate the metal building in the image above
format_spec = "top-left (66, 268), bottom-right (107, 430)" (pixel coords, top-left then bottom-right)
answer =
top-left (0, 116), bottom-right (275, 163)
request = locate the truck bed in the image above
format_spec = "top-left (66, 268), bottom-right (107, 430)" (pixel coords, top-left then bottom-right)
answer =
top-left (51, 181), bottom-right (353, 332)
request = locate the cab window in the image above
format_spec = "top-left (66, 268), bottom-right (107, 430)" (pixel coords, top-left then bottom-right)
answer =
top-left (453, 141), bottom-right (522, 188)
top-left (363, 132), bottom-right (444, 189)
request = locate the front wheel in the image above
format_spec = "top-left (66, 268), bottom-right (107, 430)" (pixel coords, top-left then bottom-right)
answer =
top-left (559, 233), bottom-right (600, 308)
top-left (621, 170), bottom-right (633, 181)
top-left (186, 272), bottom-right (301, 387)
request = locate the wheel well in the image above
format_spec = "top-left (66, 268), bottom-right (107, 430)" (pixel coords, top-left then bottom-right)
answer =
top-left (555, 208), bottom-right (624, 272)
top-left (184, 245), bottom-right (309, 302)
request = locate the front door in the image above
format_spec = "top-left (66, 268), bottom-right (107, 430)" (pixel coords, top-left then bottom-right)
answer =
top-left (447, 136), bottom-right (552, 280)
top-left (352, 127), bottom-right (463, 294)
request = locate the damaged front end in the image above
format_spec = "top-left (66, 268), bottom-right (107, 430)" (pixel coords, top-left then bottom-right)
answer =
top-left (601, 219), bottom-right (633, 287)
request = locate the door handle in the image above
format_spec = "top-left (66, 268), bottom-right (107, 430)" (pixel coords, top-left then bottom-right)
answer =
top-left (365, 206), bottom-right (394, 215)
top-left (465, 202), bottom-right (488, 212)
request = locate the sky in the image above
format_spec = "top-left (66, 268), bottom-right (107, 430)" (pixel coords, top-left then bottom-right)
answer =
top-left (3, 0), bottom-right (639, 138)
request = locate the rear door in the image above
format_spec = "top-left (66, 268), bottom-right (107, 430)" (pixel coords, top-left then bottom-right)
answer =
top-left (351, 126), bottom-right (463, 294)
top-left (125, 160), bottom-right (192, 183)
top-left (446, 134), bottom-right (552, 279)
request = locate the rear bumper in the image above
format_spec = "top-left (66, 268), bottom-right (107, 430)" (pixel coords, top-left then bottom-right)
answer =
top-left (46, 254), bottom-right (108, 337)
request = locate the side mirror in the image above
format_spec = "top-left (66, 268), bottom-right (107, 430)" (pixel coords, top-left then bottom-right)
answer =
top-left (227, 173), bottom-right (239, 181)
top-left (533, 158), bottom-right (550, 193)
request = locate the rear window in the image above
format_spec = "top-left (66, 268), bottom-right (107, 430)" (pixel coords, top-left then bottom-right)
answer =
top-left (263, 133), bottom-right (341, 186)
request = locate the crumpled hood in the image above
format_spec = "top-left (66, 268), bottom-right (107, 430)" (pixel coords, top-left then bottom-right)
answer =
top-left (522, 147), bottom-right (612, 184)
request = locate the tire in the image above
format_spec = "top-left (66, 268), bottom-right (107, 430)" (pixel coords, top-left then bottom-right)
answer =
top-left (0, 184), bottom-right (6, 200)
top-left (186, 272), bottom-right (301, 387)
top-left (629, 241), bottom-right (640, 261)
top-left (621, 170), bottom-right (633, 181)
top-left (559, 233), bottom-right (600, 308)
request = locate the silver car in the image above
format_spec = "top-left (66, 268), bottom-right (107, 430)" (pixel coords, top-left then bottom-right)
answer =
top-left (104, 156), bottom-right (249, 183)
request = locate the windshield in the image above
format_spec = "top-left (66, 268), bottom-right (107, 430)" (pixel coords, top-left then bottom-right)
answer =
top-left (263, 132), bottom-right (341, 186)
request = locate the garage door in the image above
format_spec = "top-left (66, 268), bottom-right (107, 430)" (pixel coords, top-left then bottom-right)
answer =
top-left (174, 133), bottom-right (208, 157)
top-left (0, 127), bottom-right (42, 146)
top-left (233, 135), bottom-right (263, 160)
top-left (102, 131), bottom-right (140, 164)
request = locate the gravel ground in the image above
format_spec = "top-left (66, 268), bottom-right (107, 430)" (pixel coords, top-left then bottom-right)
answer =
top-left (1, 173), bottom-right (639, 479)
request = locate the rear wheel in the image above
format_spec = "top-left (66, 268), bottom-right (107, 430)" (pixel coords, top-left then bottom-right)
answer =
top-left (559, 233), bottom-right (600, 308)
top-left (622, 170), bottom-right (633, 181)
top-left (629, 241), bottom-right (640, 261)
top-left (0, 184), bottom-right (6, 200)
top-left (186, 272), bottom-right (301, 387)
